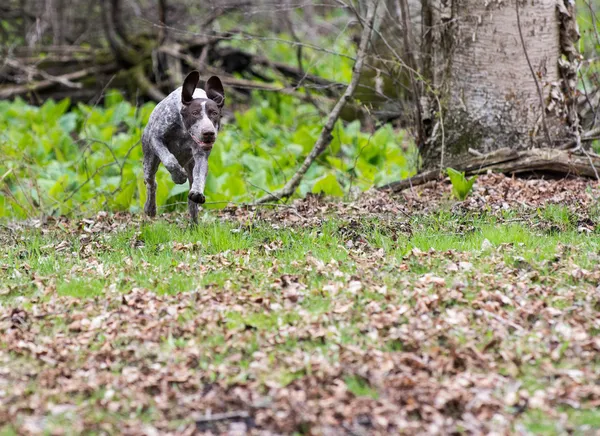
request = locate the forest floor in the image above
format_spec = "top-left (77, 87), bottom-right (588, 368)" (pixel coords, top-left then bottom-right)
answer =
top-left (1, 173), bottom-right (600, 435)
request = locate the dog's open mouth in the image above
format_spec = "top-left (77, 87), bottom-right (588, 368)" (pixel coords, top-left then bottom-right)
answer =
top-left (198, 141), bottom-right (214, 151)
top-left (190, 134), bottom-right (214, 150)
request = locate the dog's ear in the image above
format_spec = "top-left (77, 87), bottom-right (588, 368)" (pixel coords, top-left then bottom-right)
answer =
top-left (205, 76), bottom-right (225, 109)
top-left (182, 71), bottom-right (200, 105)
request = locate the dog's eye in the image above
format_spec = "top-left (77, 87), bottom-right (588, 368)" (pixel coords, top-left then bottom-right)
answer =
top-left (211, 111), bottom-right (218, 117)
top-left (192, 110), bottom-right (200, 117)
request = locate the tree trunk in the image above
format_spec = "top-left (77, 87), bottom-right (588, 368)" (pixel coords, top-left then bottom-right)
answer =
top-left (420, 0), bottom-right (580, 170)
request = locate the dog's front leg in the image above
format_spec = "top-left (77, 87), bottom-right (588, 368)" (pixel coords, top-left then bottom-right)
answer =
top-left (185, 164), bottom-right (199, 223)
top-left (149, 137), bottom-right (188, 184)
top-left (188, 150), bottom-right (209, 205)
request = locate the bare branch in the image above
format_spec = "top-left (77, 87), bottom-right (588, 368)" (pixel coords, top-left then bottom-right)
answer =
top-left (0, 64), bottom-right (116, 99)
top-left (252, 0), bottom-right (378, 205)
top-left (4, 58), bottom-right (82, 89)
top-left (157, 0), bottom-right (168, 43)
top-left (585, 0), bottom-right (600, 48)
top-left (100, 0), bottom-right (140, 66)
top-left (583, 126), bottom-right (600, 140)
top-left (396, 0), bottom-right (422, 134)
top-left (132, 64), bottom-right (166, 102)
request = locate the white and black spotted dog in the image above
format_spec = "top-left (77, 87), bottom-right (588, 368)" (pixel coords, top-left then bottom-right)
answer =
top-left (142, 71), bottom-right (225, 222)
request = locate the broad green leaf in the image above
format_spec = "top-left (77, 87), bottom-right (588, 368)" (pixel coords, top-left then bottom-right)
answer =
top-left (168, 183), bottom-right (190, 198)
top-left (241, 154), bottom-right (269, 173)
top-left (312, 173), bottom-right (344, 197)
top-left (447, 168), bottom-right (477, 201)
top-left (326, 156), bottom-right (347, 172)
top-left (114, 180), bottom-right (136, 210)
top-left (49, 175), bottom-right (69, 200)
top-left (105, 90), bottom-right (124, 107)
top-left (59, 113), bottom-right (78, 134)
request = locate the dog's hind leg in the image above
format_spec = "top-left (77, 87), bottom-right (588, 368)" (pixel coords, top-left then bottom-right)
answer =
top-left (186, 163), bottom-right (199, 223)
top-left (143, 151), bottom-right (160, 217)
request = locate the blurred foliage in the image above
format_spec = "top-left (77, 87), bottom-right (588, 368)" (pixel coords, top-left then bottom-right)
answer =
top-left (217, 8), bottom-right (355, 84)
top-left (576, 0), bottom-right (600, 57)
top-left (577, 0), bottom-right (600, 152)
top-left (0, 91), bottom-right (414, 219)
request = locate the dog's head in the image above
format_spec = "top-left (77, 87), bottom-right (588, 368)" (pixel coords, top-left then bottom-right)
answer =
top-left (180, 71), bottom-right (225, 152)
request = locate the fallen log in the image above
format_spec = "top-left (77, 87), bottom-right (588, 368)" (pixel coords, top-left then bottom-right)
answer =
top-left (379, 147), bottom-right (600, 192)
top-left (0, 64), bottom-right (118, 99)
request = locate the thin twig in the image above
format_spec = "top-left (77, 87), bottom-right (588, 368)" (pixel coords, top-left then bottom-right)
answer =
top-left (583, 126), bottom-right (600, 140)
top-left (396, 0), bottom-right (422, 135)
top-left (586, 0), bottom-right (600, 48)
top-left (159, 201), bottom-right (299, 209)
top-left (365, 22), bottom-right (444, 171)
top-left (579, 70), bottom-right (599, 130)
top-left (480, 309), bottom-right (525, 332)
top-left (252, 0), bottom-right (378, 205)
top-left (516, 0), bottom-right (551, 145)
top-left (195, 410), bottom-right (250, 424)
top-left (60, 162), bottom-right (118, 203)
top-left (247, 181), bottom-right (278, 200)
top-left (283, 0), bottom-right (324, 113)
top-left (110, 140), bottom-right (142, 196)
top-left (581, 147), bottom-right (600, 181)
top-left (347, 129), bottom-right (376, 195)
top-left (157, 0), bottom-right (168, 44)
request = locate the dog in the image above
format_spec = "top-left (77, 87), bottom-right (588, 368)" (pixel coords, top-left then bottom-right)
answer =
top-left (142, 71), bottom-right (225, 222)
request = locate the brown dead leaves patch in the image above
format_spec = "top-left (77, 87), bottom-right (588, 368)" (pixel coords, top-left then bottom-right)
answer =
top-left (2, 175), bottom-right (600, 434)
top-left (3, 244), bottom-right (600, 434)
top-left (220, 173), bottom-right (600, 228)
top-left (401, 173), bottom-right (600, 214)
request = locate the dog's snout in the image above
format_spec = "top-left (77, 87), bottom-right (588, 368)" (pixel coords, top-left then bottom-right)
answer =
top-left (201, 130), bottom-right (215, 141)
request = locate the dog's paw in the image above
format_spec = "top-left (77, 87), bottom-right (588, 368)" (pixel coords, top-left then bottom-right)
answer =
top-left (188, 190), bottom-right (206, 204)
top-left (169, 166), bottom-right (188, 184)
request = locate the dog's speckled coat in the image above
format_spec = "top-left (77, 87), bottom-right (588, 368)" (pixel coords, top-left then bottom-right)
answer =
top-left (142, 71), bottom-right (225, 222)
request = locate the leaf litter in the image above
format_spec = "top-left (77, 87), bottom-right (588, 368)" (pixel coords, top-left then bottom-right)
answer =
top-left (1, 173), bottom-right (600, 434)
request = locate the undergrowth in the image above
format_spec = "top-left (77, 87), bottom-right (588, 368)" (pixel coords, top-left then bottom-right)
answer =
top-left (0, 91), bottom-right (415, 219)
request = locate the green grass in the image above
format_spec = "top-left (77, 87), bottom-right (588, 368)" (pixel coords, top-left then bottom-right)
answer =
top-left (1, 206), bottom-right (600, 433)
top-left (344, 375), bottom-right (379, 399)
top-left (4, 210), bottom-right (600, 300)
top-left (522, 408), bottom-right (600, 435)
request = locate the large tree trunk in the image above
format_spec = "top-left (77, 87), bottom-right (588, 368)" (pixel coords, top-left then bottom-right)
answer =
top-left (420, 0), bottom-right (580, 170)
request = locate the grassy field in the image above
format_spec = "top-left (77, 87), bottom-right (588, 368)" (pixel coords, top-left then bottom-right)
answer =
top-left (1, 176), bottom-right (600, 434)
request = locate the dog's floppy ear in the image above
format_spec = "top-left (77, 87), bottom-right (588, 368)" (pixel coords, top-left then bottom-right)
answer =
top-left (181, 71), bottom-right (200, 105)
top-left (205, 76), bottom-right (225, 109)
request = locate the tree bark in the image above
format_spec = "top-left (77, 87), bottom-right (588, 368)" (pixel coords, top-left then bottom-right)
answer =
top-left (419, 0), bottom-right (580, 171)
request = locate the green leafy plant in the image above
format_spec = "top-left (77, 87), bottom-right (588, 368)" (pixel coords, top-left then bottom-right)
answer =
top-left (446, 168), bottom-right (477, 200)
top-left (0, 91), bottom-right (416, 219)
